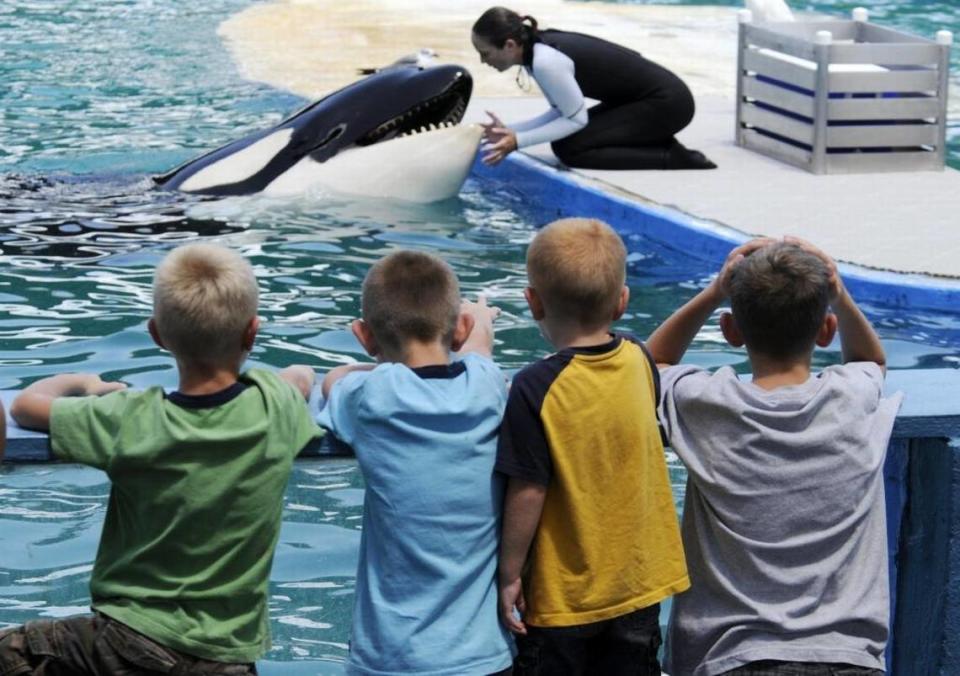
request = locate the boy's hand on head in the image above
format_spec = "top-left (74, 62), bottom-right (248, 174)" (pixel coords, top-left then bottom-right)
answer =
top-left (783, 236), bottom-right (845, 302)
top-left (498, 576), bottom-right (527, 635)
top-left (713, 238), bottom-right (777, 300)
top-left (782, 236), bottom-right (884, 370)
top-left (649, 237), bottom-right (776, 366)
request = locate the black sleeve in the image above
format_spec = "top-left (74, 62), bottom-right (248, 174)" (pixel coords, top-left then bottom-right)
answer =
top-left (495, 361), bottom-right (561, 486)
top-left (616, 332), bottom-right (661, 406)
top-left (618, 332), bottom-right (667, 446)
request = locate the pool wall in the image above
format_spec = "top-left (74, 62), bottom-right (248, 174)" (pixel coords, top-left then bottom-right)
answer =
top-left (472, 154), bottom-right (960, 313)
top-left (3, 376), bottom-right (959, 674)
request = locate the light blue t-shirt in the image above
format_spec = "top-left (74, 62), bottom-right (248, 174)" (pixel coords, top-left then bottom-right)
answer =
top-left (318, 353), bottom-right (514, 676)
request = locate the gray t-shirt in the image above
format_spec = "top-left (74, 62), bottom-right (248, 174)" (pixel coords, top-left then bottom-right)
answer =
top-left (659, 362), bottom-right (903, 676)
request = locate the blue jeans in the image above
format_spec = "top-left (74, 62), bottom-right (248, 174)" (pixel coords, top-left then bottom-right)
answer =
top-left (513, 604), bottom-right (661, 676)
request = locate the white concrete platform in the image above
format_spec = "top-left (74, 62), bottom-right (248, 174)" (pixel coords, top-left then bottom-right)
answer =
top-left (468, 96), bottom-right (960, 279)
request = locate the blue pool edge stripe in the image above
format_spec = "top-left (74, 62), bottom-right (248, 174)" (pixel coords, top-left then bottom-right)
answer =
top-left (470, 154), bottom-right (960, 313)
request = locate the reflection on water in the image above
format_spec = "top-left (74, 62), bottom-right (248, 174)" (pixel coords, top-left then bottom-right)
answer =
top-left (0, 174), bottom-right (242, 262)
top-left (2, 169), bottom-right (957, 395)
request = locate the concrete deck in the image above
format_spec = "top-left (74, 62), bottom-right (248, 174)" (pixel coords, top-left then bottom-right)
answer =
top-left (467, 96), bottom-right (960, 279)
top-left (221, 0), bottom-right (958, 280)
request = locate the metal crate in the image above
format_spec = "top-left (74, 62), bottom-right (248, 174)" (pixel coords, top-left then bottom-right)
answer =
top-left (735, 8), bottom-right (953, 173)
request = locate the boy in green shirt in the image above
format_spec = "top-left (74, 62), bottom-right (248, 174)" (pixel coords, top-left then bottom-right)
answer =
top-left (1, 243), bottom-right (321, 674)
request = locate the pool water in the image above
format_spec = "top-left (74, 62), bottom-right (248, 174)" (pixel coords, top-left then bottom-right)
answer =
top-left (0, 459), bottom-right (363, 674)
top-left (0, 1), bottom-right (958, 672)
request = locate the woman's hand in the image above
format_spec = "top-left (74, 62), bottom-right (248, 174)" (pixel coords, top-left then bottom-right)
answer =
top-left (480, 111), bottom-right (517, 165)
top-left (481, 128), bottom-right (518, 166)
top-left (480, 111), bottom-right (505, 140)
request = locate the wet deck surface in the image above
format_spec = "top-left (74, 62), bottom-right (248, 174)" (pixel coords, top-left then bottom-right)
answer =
top-left (468, 95), bottom-right (960, 279)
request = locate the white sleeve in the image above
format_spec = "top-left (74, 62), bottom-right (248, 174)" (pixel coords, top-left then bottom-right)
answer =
top-left (511, 108), bottom-right (562, 134)
top-left (514, 44), bottom-right (588, 148)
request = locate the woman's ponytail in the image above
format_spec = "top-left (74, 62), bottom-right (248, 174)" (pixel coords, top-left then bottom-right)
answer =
top-left (473, 7), bottom-right (539, 48)
top-left (520, 15), bottom-right (539, 44)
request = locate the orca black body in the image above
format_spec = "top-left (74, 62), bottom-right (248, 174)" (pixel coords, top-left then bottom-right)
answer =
top-left (155, 65), bottom-right (473, 198)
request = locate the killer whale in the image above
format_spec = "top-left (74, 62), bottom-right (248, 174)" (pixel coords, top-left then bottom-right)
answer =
top-left (155, 64), bottom-right (480, 203)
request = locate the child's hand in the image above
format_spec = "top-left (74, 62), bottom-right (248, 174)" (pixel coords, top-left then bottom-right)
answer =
top-left (456, 294), bottom-right (500, 358)
top-left (712, 237), bottom-right (777, 300)
top-left (499, 576), bottom-right (527, 635)
top-left (783, 236), bottom-right (845, 302)
top-left (280, 365), bottom-right (316, 400)
top-left (461, 294), bottom-right (501, 326)
top-left (71, 374), bottom-right (127, 397)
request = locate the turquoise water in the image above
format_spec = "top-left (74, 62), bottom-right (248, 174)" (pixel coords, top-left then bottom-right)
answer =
top-left (0, 1), bottom-right (959, 672)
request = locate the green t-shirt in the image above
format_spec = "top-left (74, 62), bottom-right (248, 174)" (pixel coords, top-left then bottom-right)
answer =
top-left (50, 368), bottom-right (322, 663)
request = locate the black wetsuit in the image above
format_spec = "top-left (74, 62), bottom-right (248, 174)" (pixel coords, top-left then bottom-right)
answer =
top-left (526, 30), bottom-right (715, 170)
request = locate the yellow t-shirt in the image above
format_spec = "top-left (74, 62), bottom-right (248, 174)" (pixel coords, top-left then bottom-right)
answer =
top-left (496, 335), bottom-right (689, 627)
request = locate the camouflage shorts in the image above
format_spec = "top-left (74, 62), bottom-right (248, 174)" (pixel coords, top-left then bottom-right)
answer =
top-left (721, 661), bottom-right (884, 676)
top-left (0, 614), bottom-right (257, 676)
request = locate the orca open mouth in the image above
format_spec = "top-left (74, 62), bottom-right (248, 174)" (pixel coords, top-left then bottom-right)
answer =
top-left (155, 63), bottom-right (476, 197)
top-left (356, 77), bottom-right (471, 146)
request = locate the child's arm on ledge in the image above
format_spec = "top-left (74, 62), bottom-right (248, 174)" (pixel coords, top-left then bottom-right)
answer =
top-left (648, 239), bottom-right (773, 367)
top-left (279, 365), bottom-right (317, 400)
top-left (321, 364), bottom-right (376, 400)
top-left (785, 237), bottom-right (886, 374)
top-left (10, 374), bottom-right (126, 432)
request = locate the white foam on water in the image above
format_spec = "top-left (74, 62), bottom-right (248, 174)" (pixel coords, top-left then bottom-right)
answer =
top-left (276, 615), bottom-right (334, 630)
top-left (18, 565), bottom-right (94, 584)
top-left (277, 581), bottom-right (342, 589)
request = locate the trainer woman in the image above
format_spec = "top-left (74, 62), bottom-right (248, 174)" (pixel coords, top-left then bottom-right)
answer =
top-left (471, 6), bottom-right (716, 170)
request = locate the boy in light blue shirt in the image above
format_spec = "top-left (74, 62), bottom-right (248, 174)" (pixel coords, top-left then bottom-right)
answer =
top-left (318, 249), bottom-right (513, 675)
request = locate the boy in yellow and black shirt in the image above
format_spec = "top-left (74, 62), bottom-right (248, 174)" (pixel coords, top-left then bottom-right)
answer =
top-left (496, 217), bottom-right (688, 675)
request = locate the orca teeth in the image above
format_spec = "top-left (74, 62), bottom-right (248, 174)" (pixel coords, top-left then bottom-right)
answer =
top-left (358, 85), bottom-right (469, 146)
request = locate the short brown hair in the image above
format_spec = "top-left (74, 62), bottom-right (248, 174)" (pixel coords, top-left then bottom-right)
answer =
top-left (526, 218), bottom-right (626, 330)
top-left (729, 241), bottom-right (830, 359)
top-left (153, 243), bottom-right (259, 364)
top-left (362, 250), bottom-right (460, 358)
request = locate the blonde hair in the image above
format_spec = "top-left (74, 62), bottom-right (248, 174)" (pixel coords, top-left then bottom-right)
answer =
top-left (153, 243), bottom-right (258, 364)
top-left (527, 218), bottom-right (626, 329)
top-left (362, 250), bottom-right (460, 359)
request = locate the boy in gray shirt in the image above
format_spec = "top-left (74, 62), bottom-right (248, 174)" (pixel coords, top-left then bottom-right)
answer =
top-left (647, 237), bottom-right (902, 676)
